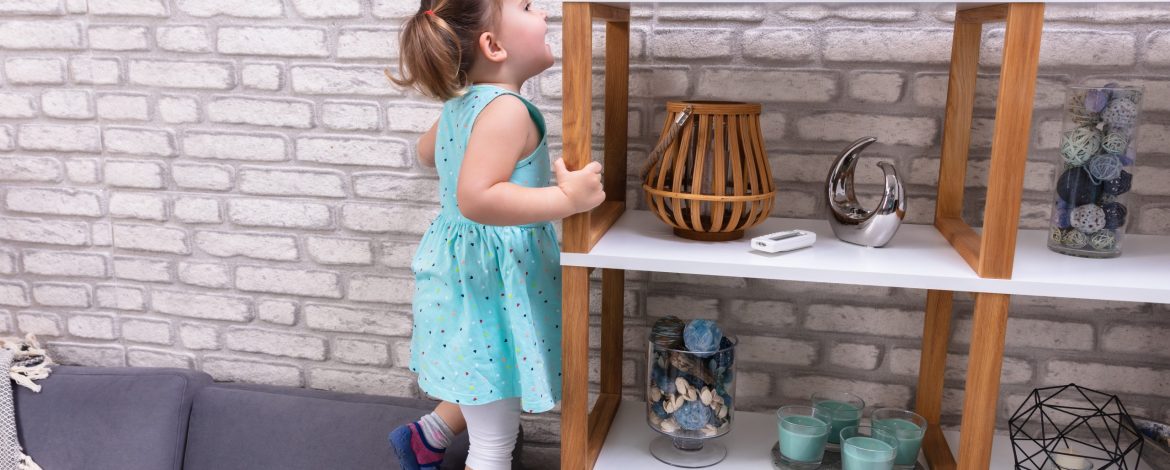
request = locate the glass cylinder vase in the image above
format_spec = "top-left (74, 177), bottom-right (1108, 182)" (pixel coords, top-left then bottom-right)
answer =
top-left (646, 335), bottom-right (737, 468)
top-left (1048, 84), bottom-right (1143, 258)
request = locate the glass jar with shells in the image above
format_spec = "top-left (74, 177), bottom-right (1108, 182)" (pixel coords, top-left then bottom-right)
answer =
top-left (646, 317), bottom-right (737, 468)
top-left (1049, 84), bottom-right (1144, 258)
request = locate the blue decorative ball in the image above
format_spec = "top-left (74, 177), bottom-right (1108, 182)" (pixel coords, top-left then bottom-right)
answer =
top-left (1101, 201), bottom-right (1127, 229)
top-left (683, 319), bottom-right (722, 358)
top-left (1056, 167), bottom-right (1101, 206)
top-left (674, 400), bottom-right (712, 431)
top-left (1102, 170), bottom-right (1133, 196)
top-left (1087, 154), bottom-right (1124, 183)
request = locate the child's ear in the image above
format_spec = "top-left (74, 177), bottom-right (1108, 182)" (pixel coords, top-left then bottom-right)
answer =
top-left (478, 31), bottom-right (508, 64)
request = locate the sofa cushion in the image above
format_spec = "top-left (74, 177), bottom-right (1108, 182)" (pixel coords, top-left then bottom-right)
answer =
top-left (183, 383), bottom-right (499, 470)
top-left (13, 366), bottom-right (212, 470)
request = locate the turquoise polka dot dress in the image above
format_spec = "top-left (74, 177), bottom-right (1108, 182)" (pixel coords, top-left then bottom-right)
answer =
top-left (409, 84), bottom-right (562, 413)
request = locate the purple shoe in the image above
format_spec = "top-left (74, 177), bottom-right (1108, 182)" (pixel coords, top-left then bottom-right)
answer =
top-left (389, 421), bottom-right (445, 470)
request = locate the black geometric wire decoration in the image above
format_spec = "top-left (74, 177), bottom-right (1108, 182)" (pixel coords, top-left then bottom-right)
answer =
top-left (1008, 383), bottom-right (1144, 469)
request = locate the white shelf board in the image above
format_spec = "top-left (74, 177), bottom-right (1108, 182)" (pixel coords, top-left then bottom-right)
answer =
top-left (594, 399), bottom-right (1153, 470)
top-left (560, 210), bottom-right (1170, 304)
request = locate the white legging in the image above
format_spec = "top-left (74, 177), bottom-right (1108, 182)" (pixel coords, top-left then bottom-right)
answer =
top-left (460, 397), bottom-right (522, 470)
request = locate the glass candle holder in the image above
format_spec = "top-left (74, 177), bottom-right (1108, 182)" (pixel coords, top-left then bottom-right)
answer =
top-left (1043, 447), bottom-right (1096, 470)
top-left (776, 405), bottom-right (832, 470)
top-left (841, 425), bottom-right (900, 470)
top-left (872, 408), bottom-right (927, 470)
top-left (1048, 84), bottom-right (1144, 258)
top-left (812, 390), bottom-right (865, 451)
top-left (646, 335), bottom-right (737, 468)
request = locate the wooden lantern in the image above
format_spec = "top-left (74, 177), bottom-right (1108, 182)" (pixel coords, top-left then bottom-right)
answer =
top-left (641, 101), bottom-right (776, 241)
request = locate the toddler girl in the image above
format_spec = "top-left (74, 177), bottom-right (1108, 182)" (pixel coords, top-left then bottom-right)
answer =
top-left (386, 1), bottom-right (605, 469)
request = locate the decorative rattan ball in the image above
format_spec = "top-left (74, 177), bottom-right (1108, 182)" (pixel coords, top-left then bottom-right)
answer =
top-left (1102, 98), bottom-right (1138, 128)
top-left (1066, 92), bottom-right (1102, 125)
top-left (1101, 131), bottom-right (1128, 155)
top-left (1070, 204), bottom-right (1107, 234)
top-left (1060, 126), bottom-right (1102, 166)
top-left (1102, 170), bottom-right (1133, 196)
top-left (1089, 230), bottom-right (1117, 251)
top-left (1049, 227), bottom-right (1064, 245)
top-left (1088, 154), bottom-right (1124, 183)
top-left (1062, 229), bottom-right (1089, 248)
top-left (1101, 201), bottom-right (1128, 230)
top-left (1056, 167), bottom-right (1100, 206)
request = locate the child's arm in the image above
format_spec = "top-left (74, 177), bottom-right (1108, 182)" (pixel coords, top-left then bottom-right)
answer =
top-left (417, 120), bottom-right (438, 168)
top-left (457, 96), bottom-right (604, 226)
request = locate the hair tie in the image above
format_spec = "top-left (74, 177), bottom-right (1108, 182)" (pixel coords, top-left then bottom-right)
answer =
top-left (424, 10), bottom-right (435, 16)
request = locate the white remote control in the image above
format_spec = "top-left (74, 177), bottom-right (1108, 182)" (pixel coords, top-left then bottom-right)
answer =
top-left (751, 230), bottom-right (816, 253)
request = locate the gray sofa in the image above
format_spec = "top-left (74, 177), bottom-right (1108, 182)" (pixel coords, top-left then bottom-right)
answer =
top-left (11, 366), bottom-right (521, 470)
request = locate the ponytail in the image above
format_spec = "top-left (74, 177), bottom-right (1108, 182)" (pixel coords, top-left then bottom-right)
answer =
top-left (387, 0), bottom-right (500, 101)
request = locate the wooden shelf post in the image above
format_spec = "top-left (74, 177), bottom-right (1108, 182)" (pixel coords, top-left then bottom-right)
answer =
top-left (561, 3), bottom-right (630, 470)
top-left (930, 4), bottom-right (1045, 470)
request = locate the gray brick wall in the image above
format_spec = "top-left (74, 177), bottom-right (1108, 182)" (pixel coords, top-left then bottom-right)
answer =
top-left (2, 1), bottom-right (1170, 466)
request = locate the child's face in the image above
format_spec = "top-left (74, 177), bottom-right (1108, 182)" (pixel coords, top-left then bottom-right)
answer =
top-left (496, 0), bottom-right (553, 80)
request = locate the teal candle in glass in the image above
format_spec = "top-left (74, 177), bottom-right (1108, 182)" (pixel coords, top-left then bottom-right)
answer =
top-left (776, 405), bottom-right (832, 468)
top-left (872, 408), bottom-right (927, 469)
top-left (812, 391), bottom-right (865, 449)
top-left (841, 425), bottom-right (898, 470)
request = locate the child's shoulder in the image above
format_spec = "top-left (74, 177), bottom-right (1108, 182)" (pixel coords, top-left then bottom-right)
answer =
top-left (460, 89), bottom-right (537, 134)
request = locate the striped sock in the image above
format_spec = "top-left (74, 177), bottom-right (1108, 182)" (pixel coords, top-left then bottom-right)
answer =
top-left (418, 412), bottom-right (453, 450)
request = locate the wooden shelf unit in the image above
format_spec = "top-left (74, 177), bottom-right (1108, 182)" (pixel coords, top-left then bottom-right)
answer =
top-left (559, 3), bottom-right (1052, 470)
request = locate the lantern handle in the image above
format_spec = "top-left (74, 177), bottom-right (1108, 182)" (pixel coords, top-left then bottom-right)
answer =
top-left (640, 105), bottom-right (693, 181)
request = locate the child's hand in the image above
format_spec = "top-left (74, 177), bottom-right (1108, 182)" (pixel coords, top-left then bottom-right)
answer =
top-left (553, 158), bottom-right (605, 214)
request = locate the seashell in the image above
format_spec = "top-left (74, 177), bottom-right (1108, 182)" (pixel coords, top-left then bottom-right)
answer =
top-left (718, 405), bottom-right (729, 419)
top-left (660, 418), bottom-right (679, 433)
top-left (650, 387), bottom-right (662, 403)
top-left (675, 377), bottom-right (689, 396)
top-left (685, 388), bottom-right (697, 402)
top-left (700, 388), bottom-right (712, 405)
top-left (649, 414), bottom-right (661, 427)
top-left (700, 425), bottom-right (717, 437)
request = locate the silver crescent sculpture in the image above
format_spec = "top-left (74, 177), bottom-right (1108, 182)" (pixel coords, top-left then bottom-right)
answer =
top-left (825, 137), bottom-right (906, 248)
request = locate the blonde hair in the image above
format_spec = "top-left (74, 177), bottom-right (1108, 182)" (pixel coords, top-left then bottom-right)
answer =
top-left (387, 0), bottom-right (501, 101)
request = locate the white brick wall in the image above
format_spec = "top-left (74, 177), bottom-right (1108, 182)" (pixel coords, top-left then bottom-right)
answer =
top-left (3, 3), bottom-right (1170, 466)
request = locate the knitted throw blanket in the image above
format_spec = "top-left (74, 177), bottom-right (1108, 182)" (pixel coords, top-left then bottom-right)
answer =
top-left (0, 334), bottom-right (52, 470)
